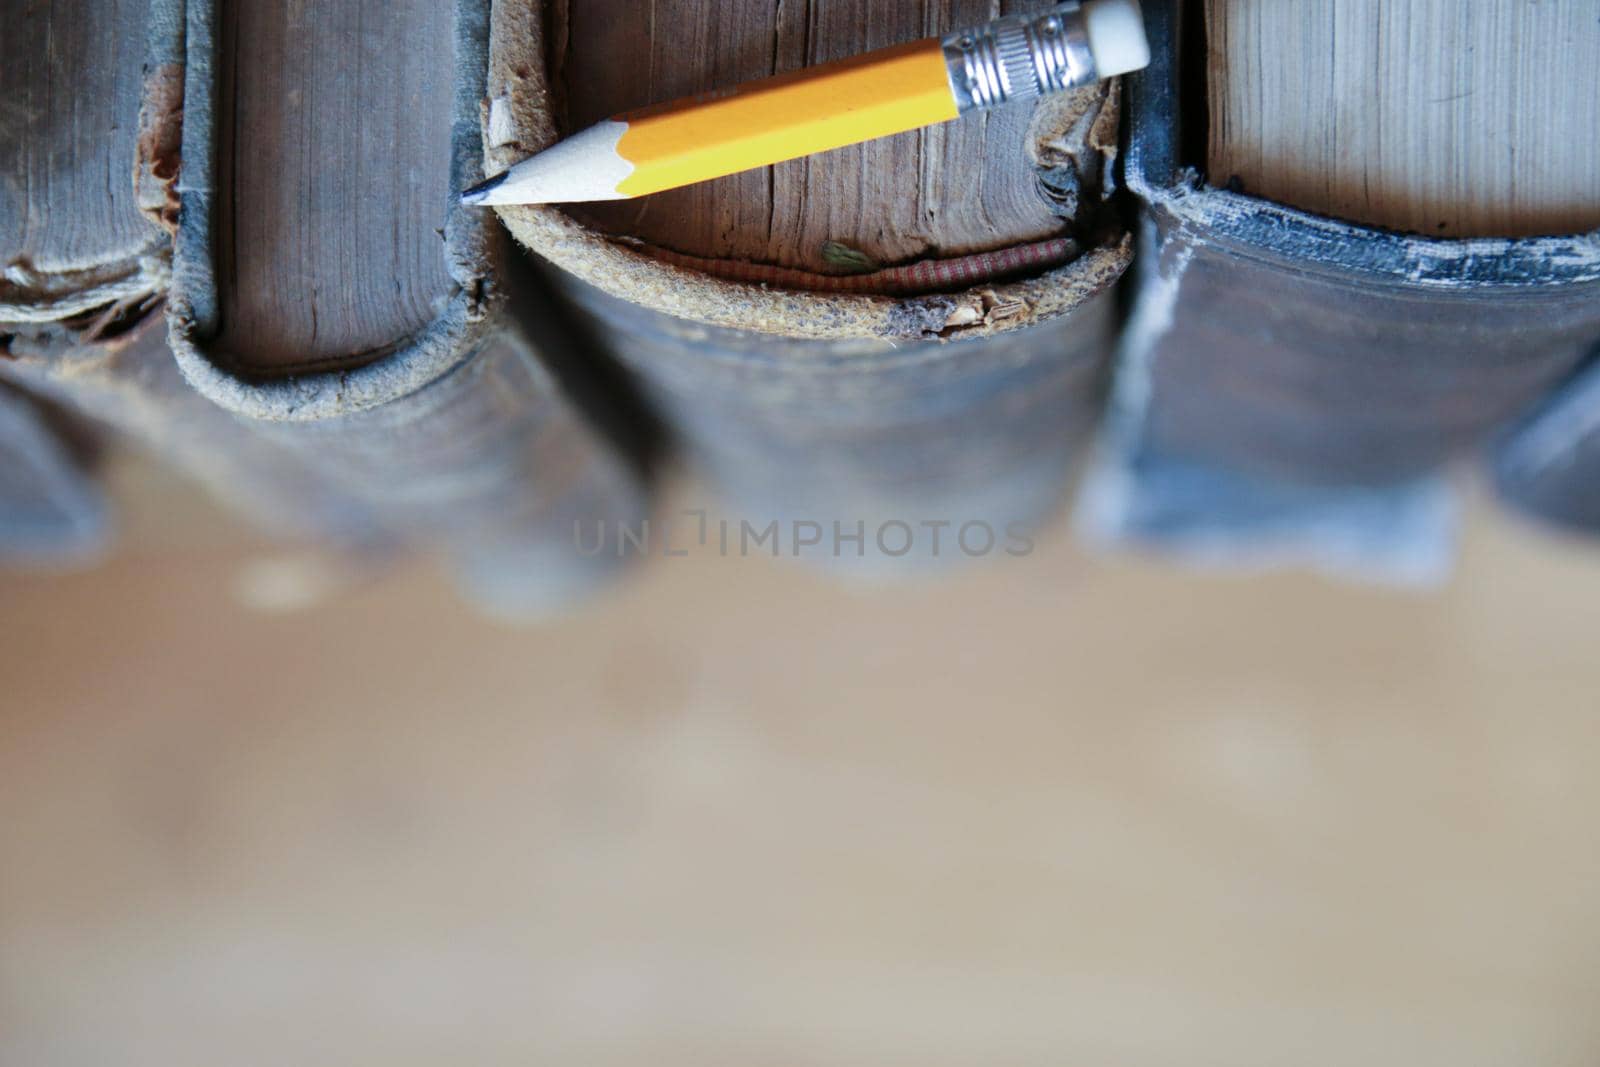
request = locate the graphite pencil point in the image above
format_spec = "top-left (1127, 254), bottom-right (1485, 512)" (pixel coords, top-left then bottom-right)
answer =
top-left (459, 170), bottom-right (508, 206)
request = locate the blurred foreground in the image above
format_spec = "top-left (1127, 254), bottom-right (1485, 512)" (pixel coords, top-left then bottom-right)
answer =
top-left (2, 457), bottom-right (1599, 1066)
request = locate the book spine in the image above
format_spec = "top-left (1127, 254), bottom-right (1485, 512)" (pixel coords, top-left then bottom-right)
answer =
top-left (164, 0), bottom-right (648, 617)
top-left (484, 0), bottom-right (1133, 574)
top-left (0, 0), bottom-right (385, 555)
top-left (1494, 347), bottom-right (1600, 537)
top-left (1, 315), bottom-right (386, 548)
top-left (1079, 0), bottom-right (1600, 581)
top-left (549, 263), bottom-right (1124, 572)
top-left (0, 386), bottom-right (108, 566)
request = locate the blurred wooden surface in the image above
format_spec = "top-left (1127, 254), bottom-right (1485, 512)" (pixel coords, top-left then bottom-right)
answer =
top-left (2, 464), bottom-right (1599, 1066)
top-left (1206, 0), bottom-right (1600, 237)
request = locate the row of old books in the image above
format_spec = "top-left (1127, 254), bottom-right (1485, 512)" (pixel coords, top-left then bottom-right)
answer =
top-left (4, 0), bottom-right (1598, 614)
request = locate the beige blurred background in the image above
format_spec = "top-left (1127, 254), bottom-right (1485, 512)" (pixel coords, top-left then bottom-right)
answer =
top-left (2, 457), bottom-right (1599, 1067)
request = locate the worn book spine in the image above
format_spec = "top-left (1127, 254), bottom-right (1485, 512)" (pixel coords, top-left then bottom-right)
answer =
top-left (1079, 0), bottom-right (1600, 581)
top-left (0, 385), bottom-right (108, 565)
top-left (1493, 350), bottom-right (1600, 538)
top-left (165, 0), bottom-right (646, 617)
top-left (3, 314), bottom-right (384, 548)
top-left (484, 0), bottom-right (1131, 572)
top-left (0, 0), bottom-right (383, 553)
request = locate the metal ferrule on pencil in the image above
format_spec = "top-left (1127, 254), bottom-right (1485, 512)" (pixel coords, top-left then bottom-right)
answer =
top-left (942, 2), bottom-right (1099, 112)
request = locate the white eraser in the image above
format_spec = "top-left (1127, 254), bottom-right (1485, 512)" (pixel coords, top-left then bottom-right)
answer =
top-left (1083, 0), bottom-right (1151, 78)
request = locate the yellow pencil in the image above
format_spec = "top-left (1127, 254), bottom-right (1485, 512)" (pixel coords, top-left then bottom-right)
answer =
top-left (462, 0), bottom-right (1148, 207)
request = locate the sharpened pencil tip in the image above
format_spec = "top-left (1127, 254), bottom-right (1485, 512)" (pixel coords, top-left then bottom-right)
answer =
top-left (460, 171), bottom-right (508, 206)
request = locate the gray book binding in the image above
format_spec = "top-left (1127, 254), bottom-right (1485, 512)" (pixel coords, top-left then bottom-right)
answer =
top-left (0, 387), bottom-right (108, 566)
top-left (1, 0), bottom-right (372, 553)
top-left (1494, 349), bottom-right (1600, 538)
top-left (164, 0), bottom-right (647, 616)
top-left (1079, 0), bottom-right (1600, 581)
top-left (481, 0), bottom-right (1132, 573)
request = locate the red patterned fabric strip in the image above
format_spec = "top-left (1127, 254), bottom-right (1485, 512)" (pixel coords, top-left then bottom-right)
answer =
top-left (629, 237), bottom-right (1079, 296)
